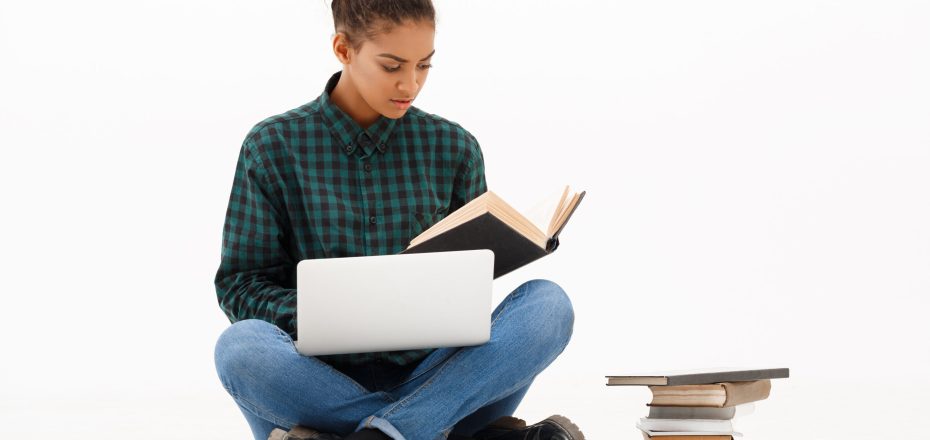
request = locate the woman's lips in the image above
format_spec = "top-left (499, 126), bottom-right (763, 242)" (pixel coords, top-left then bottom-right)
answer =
top-left (391, 99), bottom-right (412, 110)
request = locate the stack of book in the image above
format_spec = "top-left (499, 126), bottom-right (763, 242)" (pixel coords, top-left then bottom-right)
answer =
top-left (606, 368), bottom-right (789, 439)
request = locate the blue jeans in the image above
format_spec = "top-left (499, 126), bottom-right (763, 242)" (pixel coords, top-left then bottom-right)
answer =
top-left (214, 279), bottom-right (574, 440)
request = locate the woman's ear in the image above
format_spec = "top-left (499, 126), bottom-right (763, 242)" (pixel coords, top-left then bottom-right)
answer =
top-left (332, 32), bottom-right (353, 66)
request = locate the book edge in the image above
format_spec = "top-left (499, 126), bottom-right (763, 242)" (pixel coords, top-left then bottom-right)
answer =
top-left (551, 190), bottom-right (585, 239)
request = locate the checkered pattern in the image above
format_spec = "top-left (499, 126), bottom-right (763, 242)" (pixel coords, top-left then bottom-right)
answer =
top-left (215, 71), bottom-right (487, 367)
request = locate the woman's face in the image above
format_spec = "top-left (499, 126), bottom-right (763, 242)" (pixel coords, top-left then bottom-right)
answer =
top-left (340, 20), bottom-right (436, 120)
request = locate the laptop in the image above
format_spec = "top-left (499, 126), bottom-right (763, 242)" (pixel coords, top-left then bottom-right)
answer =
top-left (294, 249), bottom-right (494, 356)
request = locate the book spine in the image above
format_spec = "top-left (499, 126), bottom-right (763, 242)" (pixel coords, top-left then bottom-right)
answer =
top-left (722, 380), bottom-right (771, 407)
top-left (546, 236), bottom-right (560, 253)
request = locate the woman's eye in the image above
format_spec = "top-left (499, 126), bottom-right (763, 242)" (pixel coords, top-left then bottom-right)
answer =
top-left (383, 64), bottom-right (432, 73)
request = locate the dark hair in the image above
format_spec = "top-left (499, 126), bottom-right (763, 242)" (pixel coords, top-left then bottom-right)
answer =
top-left (331, 0), bottom-right (436, 51)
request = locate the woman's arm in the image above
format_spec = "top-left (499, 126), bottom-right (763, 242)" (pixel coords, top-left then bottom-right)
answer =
top-left (449, 134), bottom-right (488, 214)
top-left (214, 139), bottom-right (297, 336)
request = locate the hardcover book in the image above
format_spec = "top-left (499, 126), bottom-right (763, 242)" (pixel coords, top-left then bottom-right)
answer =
top-left (641, 434), bottom-right (733, 440)
top-left (647, 403), bottom-right (754, 420)
top-left (648, 380), bottom-right (772, 408)
top-left (402, 187), bottom-right (585, 278)
top-left (637, 417), bottom-right (733, 433)
top-left (605, 368), bottom-right (789, 386)
top-left (638, 426), bottom-right (740, 438)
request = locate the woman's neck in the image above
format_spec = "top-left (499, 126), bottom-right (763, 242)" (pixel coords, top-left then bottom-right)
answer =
top-left (329, 71), bottom-right (380, 129)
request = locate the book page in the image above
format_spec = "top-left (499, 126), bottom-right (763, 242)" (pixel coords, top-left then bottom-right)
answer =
top-left (522, 185), bottom-right (568, 237)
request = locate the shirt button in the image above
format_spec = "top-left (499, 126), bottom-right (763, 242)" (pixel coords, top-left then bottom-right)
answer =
top-left (364, 163), bottom-right (372, 172)
top-left (344, 145), bottom-right (353, 153)
top-left (369, 216), bottom-right (377, 225)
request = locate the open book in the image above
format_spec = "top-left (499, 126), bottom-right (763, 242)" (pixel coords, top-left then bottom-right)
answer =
top-left (401, 186), bottom-right (585, 278)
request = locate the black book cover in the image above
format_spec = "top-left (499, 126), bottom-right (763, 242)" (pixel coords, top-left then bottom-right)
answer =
top-left (400, 212), bottom-right (559, 279)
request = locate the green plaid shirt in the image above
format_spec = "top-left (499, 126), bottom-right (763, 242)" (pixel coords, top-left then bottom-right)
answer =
top-left (215, 71), bottom-right (487, 367)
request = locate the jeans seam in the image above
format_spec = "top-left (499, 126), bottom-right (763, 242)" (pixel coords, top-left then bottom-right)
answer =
top-left (229, 388), bottom-right (297, 429)
top-left (379, 347), bottom-right (467, 419)
top-left (383, 350), bottom-right (454, 392)
top-left (317, 360), bottom-right (373, 396)
top-left (490, 287), bottom-right (517, 328)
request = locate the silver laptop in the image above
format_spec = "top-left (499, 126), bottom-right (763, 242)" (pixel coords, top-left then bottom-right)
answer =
top-left (295, 249), bottom-right (494, 356)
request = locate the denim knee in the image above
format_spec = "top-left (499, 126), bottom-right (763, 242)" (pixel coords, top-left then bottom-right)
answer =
top-left (214, 319), bottom-right (283, 393)
top-left (520, 279), bottom-right (575, 347)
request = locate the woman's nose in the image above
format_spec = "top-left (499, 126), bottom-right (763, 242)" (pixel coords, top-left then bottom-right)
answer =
top-left (397, 70), bottom-right (419, 95)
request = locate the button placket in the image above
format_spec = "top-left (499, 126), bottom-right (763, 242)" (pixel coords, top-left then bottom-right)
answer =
top-left (362, 152), bottom-right (377, 230)
top-left (355, 133), bottom-right (383, 252)
top-left (361, 159), bottom-right (377, 233)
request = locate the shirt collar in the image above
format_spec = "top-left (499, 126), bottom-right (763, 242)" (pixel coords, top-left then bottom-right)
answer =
top-left (319, 71), bottom-right (397, 156)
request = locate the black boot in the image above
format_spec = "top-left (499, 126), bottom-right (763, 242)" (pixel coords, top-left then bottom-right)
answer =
top-left (472, 415), bottom-right (585, 440)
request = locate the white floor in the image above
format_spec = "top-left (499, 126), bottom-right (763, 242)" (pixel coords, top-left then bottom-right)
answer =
top-left (2, 378), bottom-right (923, 439)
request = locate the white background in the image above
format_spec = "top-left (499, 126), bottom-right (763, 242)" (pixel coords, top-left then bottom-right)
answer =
top-left (2, 1), bottom-right (928, 439)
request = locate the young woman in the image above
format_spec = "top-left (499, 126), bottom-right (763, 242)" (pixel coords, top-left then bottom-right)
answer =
top-left (213, 2), bottom-right (582, 439)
